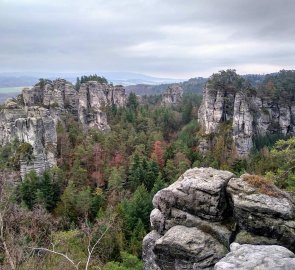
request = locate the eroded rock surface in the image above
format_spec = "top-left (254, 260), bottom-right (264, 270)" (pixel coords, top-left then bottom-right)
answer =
top-left (161, 85), bottom-right (183, 105)
top-left (0, 79), bottom-right (126, 178)
top-left (154, 225), bottom-right (227, 270)
top-left (227, 175), bottom-right (295, 251)
top-left (153, 167), bottom-right (234, 221)
top-left (143, 167), bottom-right (295, 270)
top-left (214, 243), bottom-right (295, 270)
top-left (78, 81), bottom-right (126, 131)
top-left (198, 72), bottom-right (295, 157)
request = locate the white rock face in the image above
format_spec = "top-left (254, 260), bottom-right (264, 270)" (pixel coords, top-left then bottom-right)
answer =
top-left (0, 79), bottom-right (127, 178)
top-left (161, 85), bottom-right (183, 105)
top-left (77, 81), bottom-right (125, 131)
top-left (198, 83), bottom-right (295, 158)
top-left (0, 106), bottom-right (57, 178)
top-left (214, 243), bottom-right (295, 270)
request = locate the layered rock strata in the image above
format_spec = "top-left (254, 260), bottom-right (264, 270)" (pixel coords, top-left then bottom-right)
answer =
top-left (198, 80), bottom-right (295, 158)
top-left (143, 167), bottom-right (295, 270)
top-left (0, 79), bottom-right (126, 178)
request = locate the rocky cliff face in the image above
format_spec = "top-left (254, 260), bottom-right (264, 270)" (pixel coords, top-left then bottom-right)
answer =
top-left (161, 85), bottom-right (183, 105)
top-left (143, 167), bottom-right (295, 270)
top-left (198, 71), bottom-right (295, 157)
top-left (0, 79), bottom-right (126, 178)
top-left (78, 81), bottom-right (126, 131)
top-left (0, 100), bottom-right (57, 178)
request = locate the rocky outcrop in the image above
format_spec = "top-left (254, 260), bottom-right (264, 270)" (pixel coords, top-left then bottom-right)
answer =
top-left (161, 85), bottom-right (183, 105)
top-left (215, 243), bottom-right (295, 270)
top-left (0, 79), bottom-right (126, 178)
top-left (227, 175), bottom-right (295, 251)
top-left (198, 71), bottom-right (295, 158)
top-left (0, 102), bottom-right (57, 178)
top-left (143, 167), bottom-right (295, 270)
top-left (78, 82), bottom-right (125, 131)
top-left (154, 225), bottom-right (227, 270)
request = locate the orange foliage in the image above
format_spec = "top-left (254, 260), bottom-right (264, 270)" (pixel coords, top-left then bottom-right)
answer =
top-left (151, 141), bottom-right (165, 169)
top-left (243, 175), bottom-right (283, 197)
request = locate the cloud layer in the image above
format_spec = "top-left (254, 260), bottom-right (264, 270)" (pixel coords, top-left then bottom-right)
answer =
top-left (1, 0), bottom-right (295, 78)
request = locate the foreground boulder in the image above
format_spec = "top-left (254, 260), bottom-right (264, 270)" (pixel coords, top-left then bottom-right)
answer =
top-left (227, 174), bottom-right (295, 251)
top-left (215, 243), bottom-right (295, 270)
top-left (153, 167), bottom-right (234, 221)
top-left (143, 167), bottom-right (295, 270)
top-left (154, 225), bottom-right (227, 270)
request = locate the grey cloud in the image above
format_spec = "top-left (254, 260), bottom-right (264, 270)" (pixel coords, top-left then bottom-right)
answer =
top-left (0, 0), bottom-right (295, 77)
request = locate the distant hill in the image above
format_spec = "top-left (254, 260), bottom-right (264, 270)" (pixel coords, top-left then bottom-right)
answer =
top-left (126, 74), bottom-right (267, 96)
top-left (126, 77), bottom-right (207, 95)
top-left (0, 72), bottom-right (182, 87)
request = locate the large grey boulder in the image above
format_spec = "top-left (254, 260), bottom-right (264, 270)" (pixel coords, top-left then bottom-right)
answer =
top-left (164, 208), bottom-right (233, 248)
top-left (143, 167), bottom-right (295, 269)
top-left (214, 243), bottom-right (295, 270)
top-left (142, 231), bottom-right (161, 270)
top-left (145, 168), bottom-right (235, 270)
top-left (153, 167), bottom-right (234, 221)
top-left (154, 225), bottom-right (228, 270)
top-left (227, 175), bottom-right (295, 252)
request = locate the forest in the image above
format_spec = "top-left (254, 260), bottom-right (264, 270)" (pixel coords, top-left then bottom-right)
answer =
top-left (0, 70), bottom-right (294, 269)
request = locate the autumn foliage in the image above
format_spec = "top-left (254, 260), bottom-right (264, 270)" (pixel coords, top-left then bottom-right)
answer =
top-left (151, 141), bottom-right (165, 169)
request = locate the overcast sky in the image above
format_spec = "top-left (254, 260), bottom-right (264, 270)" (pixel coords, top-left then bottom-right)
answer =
top-left (0, 0), bottom-right (295, 78)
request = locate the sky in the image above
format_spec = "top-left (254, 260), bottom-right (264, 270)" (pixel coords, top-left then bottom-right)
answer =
top-left (1, 0), bottom-right (295, 79)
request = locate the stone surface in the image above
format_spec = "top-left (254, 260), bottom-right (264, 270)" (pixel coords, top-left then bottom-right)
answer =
top-left (142, 231), bottom-right (161, 270)
top-left (0, 106), bottom-right (57, 179)
top-left (198, 77), bottom-right (295, 157)
top-left (161, 85), bottom-right (183, 105)
top-left (227, 175), bottom-right (295, 252)
top-left (164, 208), bottom-right (233, 248)
top-left (0, 78), bottom-right (126, 178)
top-left (234, 230), bottom-right (281, 246)
top-left (143, 168), bottom-right (295, 269)
top-left (153, 167), bottom-right (234, 221)
top-left (154, 225), bottom-right (228, 270)
top-left (214, 243), bottom-right (295, 270)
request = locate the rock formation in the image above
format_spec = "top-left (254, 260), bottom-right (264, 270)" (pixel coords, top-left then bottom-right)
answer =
top-left (215, 243), bottom-right (295, 270)
top-left (161, 85), bottom-right (183, 105)
top-left (198, 70), bottom-right (295, 157)
top-left (0, 79), bottom-right (126, 178)
top-left (142, 167), bottom-right (295, 270)
top-left (78, 81), bottom-right (125, 131)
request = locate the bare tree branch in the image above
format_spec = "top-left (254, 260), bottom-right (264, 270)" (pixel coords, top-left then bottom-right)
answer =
top-left (32, 247), bottom-right (81, 270)
top-left (85, 220), bottom-right (113, 270)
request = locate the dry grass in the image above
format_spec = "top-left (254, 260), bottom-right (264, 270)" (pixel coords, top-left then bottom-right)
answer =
top-left (243, 175), bottom-right (283, 198)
